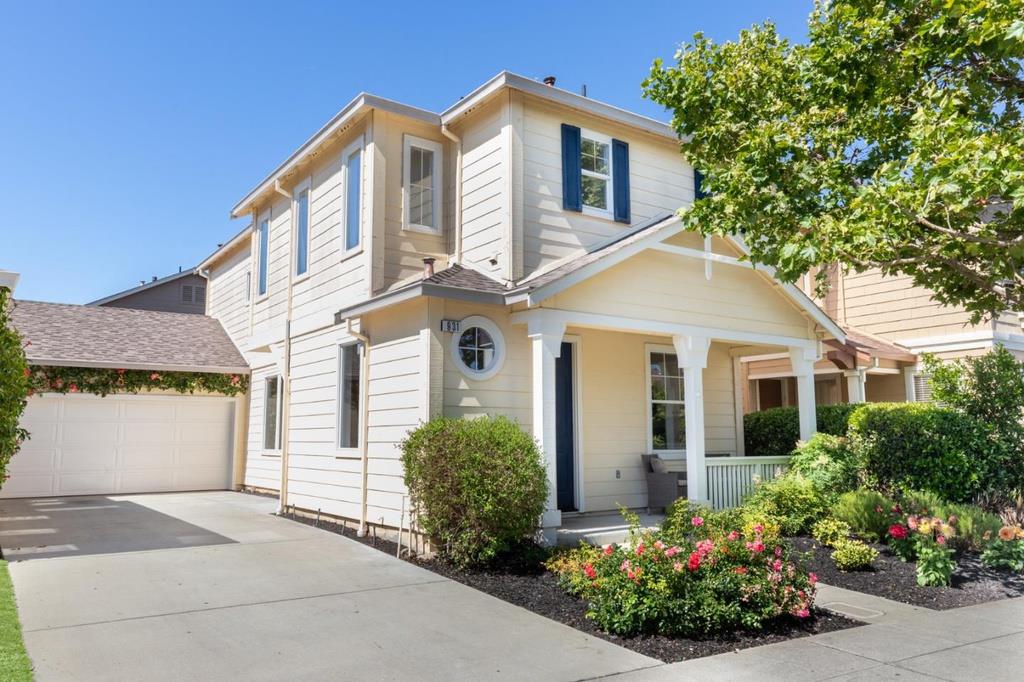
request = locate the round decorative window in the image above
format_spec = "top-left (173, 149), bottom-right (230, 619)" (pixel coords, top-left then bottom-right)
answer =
top-left (450, 316), bottom-right (505, 380)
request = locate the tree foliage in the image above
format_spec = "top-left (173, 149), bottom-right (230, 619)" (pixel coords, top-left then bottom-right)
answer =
top-left (643, 0), bottom-right (1024, 321)
top-left (0, 288), bottom-right (30, 490)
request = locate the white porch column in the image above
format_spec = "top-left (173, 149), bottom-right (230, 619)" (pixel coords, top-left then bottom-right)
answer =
top-left (790, 346), bottom-right (818, 442)
top-left (528, 316), bottom-right (566, 543)
top-left (903, 365), bottom-right (917, 402)
top-left (673, 335), bottom-right (710, 503)
top-left (845, 368), bottom-right (867, 404)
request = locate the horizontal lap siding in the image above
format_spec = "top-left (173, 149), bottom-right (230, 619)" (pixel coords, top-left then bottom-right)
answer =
top-left (842, 270), bottom-right (973, 341)
top-left (207, 245), bottom-right (250, 345)
top-left (244, 365), bottom-right (280, 491)
top-left (458, 98), bottom-right (507, 280)
top-left (521, 98), bottom-right (693, 278)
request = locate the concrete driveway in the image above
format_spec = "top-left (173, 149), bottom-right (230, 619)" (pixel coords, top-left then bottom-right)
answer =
top-left (0, 492), bottom-right (657, 681)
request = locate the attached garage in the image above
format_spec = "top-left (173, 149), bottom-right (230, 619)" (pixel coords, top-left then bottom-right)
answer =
top-left (5, 300), bottom-right (249, 499)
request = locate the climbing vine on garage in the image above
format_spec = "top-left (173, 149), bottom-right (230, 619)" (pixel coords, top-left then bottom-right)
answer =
top-left (0, 286), bottom-right (31, 488)
top-left (27, 366), bottom-right (249, 398)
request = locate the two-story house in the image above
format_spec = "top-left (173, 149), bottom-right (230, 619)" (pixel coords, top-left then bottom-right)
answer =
top-left (199, 72), bottom-right (846, 540)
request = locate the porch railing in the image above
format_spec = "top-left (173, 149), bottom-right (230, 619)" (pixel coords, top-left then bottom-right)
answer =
top-left (705, 456), bottom-right (791, 510)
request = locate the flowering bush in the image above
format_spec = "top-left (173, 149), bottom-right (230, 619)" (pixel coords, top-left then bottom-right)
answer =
top-left (981, 526), bottom-right (1024, 572)
top-left (831, 539), bottom-right (878, 571)
top-left (550, 513), bottom-right (817, 637)
top-left (885, 510), bottom-right (958, 585)
top-left (26, 365), bottom-right (248, 397)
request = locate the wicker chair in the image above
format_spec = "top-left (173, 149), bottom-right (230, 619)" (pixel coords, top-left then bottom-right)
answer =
top-left (640, 454), bottom-right (687, 513)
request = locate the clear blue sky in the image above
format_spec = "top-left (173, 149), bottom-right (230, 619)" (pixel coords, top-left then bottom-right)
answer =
top-left (0, 0), bottom-right (812, 303)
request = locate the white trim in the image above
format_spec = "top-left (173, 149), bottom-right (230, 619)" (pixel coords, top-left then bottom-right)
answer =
top-left (341, 136), bottom-right (365, 255)
top-left (255, 210), bottom-right (271, 300)
top-left (579, 128), bottom-right (614, 219)
top-left (901, 329), bottom-right (1024, 354)
top-left (335, 341), bottom-right (363, 454)
top-left (645, 343), bottom-right (687, 456)
top-left (402, 134), bottom-right (443, 235)
top-left (561, 334), bottom-right (585, 513)
top-left (262, 375), bottom-right (283, 454)
top-left (292, 177), bottom-right (312, 281)
top-left (449, 315), bottom-right (506, 381)
top-left (0, 270), bottom-right (20, 293)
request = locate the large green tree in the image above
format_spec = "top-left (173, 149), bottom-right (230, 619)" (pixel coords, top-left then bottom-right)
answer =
top-left (643, 0), bottom-right (1024, 321)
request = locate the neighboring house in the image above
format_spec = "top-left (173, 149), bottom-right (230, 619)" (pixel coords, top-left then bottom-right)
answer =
top-left (2, 300), bottom-right (249, 499)
top-left (199, 71), bottom-right (845, 540)
top-left (89, 269), bottom-right (208, 314)
top-left (740, 266), bottom-right (1024, 411)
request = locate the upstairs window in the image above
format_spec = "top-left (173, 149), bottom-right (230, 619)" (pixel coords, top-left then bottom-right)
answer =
top-left (295, 188), bottom-right (310, 276)
top-left (580, 133), bottom-right (612, 214)
top-left (403, 135), bottom-right (442, 234)
top-left (343, 140), bottom-right (363, 252)
top-left (257, 216), bottom-right (269, 296)
top-left (561, 124), bottom-right (631, 223)
top-left (245, 271), bottom-right (251, 301)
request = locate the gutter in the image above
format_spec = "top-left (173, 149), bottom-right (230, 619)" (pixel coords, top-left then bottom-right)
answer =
top-left (440, 124), bottom-right (463, 262)
top-left (275, 181), bottom-right (294, 516)
top-left (345, 318), bottom-right (372, 536)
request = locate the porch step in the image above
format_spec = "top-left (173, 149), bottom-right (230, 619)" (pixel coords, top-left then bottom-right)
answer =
top-left (555, 512), bottom-right (665, 547)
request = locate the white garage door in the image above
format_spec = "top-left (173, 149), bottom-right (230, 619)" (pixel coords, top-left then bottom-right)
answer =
top-left (1, 394), bottom-right (235, 498)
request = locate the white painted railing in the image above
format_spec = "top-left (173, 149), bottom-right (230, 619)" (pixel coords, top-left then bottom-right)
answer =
top-left (705, 456), bottom-right (791, 510)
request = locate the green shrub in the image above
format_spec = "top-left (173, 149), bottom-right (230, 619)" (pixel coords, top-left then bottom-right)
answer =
top-left (848, 403), bottom-right (1006, 503)
top-left (545, 544), bottom-right (603, 594)
top-left (0, 288), bottom-right (30, 492)
top-left (742, 475), bottom-right (828, 536)
top-left (916, 541), bottom-right (956, 586)
top-left (981, 527), bottom-right (1024, 572)
top-left (789, 434), bottom-right (858, 499)
top-left (554, 515), bottom-right (817, 636)
top-left (400, 415), bottom-right (548, 567)
top-left (812, 518), bottom-right (851, 547)
top-left (831, 539), bottom-right (878, 571)
top-left (833, 489), bottom-right (897, 542)
top-left (744, 404), bottom-right (860, 457)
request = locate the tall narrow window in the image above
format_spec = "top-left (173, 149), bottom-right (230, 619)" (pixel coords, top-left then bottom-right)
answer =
top-left (245, 271), bottom-right (251, 301)
top-left (344, 145), bottom-right (362, 251)
top-left (263, 376), bottom-right (282, 450)
top-left (580, 132), bottom-right (613, 215)
top-left (295, 189), bottom-right (310, 276)
top-left (257, 217), bottom-right (269, 296)
top-left (648, 350), bottom-right (686, 451)
top-left (338, 343), bottom-right (361, 448)
top-left (403, 135), bottom-right (442, 233)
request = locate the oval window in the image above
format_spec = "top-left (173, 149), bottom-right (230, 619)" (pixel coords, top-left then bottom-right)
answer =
top-left (450, 316), bottom-right (505, 380)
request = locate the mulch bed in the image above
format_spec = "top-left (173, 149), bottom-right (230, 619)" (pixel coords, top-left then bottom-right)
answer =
top-left (282, 512), bottom-right (859, 663)
top-left (792, 536), bottom-right (1024, 610)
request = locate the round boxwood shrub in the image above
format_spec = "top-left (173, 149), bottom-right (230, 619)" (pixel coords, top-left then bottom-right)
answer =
top-left (744, 403), bottom-right (860, 457)
top-left (400, 415), bottom-right (548, 567)
top-left (848, 403), bottom-right (1007, 503)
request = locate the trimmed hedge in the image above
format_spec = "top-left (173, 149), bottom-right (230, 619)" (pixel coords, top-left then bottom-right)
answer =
top-left (847, 403), bottom-right (1008, 503)
top-left (744, 404), bottom-right (860, 457)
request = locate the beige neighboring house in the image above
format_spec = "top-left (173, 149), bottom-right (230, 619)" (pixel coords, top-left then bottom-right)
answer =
top-left (740, 267), bottom-right (1024, 412)
top-left (200, 71), bottom-right (848, 540)
top-left (89, 269), bottom-right (208, 314)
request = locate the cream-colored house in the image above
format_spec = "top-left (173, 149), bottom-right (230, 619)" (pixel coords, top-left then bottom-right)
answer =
top-left (200, 72), bottom-right (846, 540)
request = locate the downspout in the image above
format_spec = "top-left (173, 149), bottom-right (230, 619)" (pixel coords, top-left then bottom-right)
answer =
top-left (274, 179), bottom-right (295, 515)
top-left (346, 318), bottom-right (372, 536)
top-left (441, 124), bottom-right (463, 263)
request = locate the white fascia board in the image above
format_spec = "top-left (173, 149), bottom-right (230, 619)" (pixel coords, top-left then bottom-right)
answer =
top-left (441, 71), bottom-right (679, 143)
top-left (0, 270), bottom-right (20, 292)
top-left (231, 94), bottom-right (440, 218)
top-left (87, 270), bottom-right (197, 306)
top-left (197, 223), bottom-right (254, 271)
top-left (902, 329), bottom-right (1024, 354)
top-left (24, 357), bottom-right (249, 374)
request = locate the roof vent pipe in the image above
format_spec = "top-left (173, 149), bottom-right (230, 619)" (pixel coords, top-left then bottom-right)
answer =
top-left (543, 75), bottom-right (556, 87)
top-left (422, 257), bottom-right (436, 280)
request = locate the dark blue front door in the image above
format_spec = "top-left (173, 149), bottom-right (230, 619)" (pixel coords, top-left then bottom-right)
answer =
top-left (555, 342), bottom-right (576, 511)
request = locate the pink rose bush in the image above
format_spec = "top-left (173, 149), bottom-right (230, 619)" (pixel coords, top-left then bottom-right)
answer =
top-left (549, 513), bottom-right (817, 637)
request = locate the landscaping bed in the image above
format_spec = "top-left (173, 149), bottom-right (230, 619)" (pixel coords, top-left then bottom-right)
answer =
top-left (792, 536), bottom-right (1024, 610)
top-left (285, 512), bottom-right (859, 664)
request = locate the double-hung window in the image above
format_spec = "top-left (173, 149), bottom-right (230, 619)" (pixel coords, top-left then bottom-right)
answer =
top-left (647, 348), bottom-right (686, 452)
top-left (343, 140), bottom-right (363, 252)
top-left (580, 132), bottom-right (613, 216)
top-left (263, 376), bottom-right (282, 451)
top-left (337, 343), bottom-right (362, 449)
top-left (295, 187), bottom-right (310, 276)
top-left (257, 215), bottom-right (269, 296)
top-left (403, 135), bottom-right (442, 234)
top-left (561, 124), bottom-right (631, 223)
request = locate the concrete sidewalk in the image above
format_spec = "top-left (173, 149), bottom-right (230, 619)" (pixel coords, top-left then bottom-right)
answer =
top-left (3, 492), bottom-right (658, 681)
top-left (598, 584), bottom-right (1024, 681)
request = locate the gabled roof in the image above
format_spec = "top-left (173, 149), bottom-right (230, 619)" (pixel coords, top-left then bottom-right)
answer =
top-left (88, 269), bottom-right (200, 307)
top-left (11, 300), bottom-right (248, 374)
top-left (825, 327), bottom-right (917, 366)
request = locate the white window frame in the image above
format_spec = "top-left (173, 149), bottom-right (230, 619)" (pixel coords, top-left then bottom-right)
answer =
top-left (402, 134), bottom-right (443, 235)
top-left (449, 315), bottom-right (505, 381)
top-left (256, 210), bottom-right (271, 300)
top-left (341, 137), bottom-right (365, 257)
top-left (293, 177), bottom-right (312, 280)
top-left (644, 344), bottom-right (686, 455)
top-left (263, 375), bottom-right (283, 454)
top-left (245, 271), bottom-right (251, 302)
top-left (336, 342), bottom-right (363, 453)
top-left (580, 128), bottom-right (614, 220)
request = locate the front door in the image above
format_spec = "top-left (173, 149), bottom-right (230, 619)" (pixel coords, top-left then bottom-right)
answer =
top-left (555, 341), bottom-right (576, 512)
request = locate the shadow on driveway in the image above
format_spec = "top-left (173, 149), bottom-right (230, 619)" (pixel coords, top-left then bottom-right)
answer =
top-left (0, 495), bottom-right (234, 560)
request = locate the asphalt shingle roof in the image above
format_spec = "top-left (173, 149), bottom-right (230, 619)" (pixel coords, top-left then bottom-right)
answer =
top-left (10, 300), bottom-right (249, 373)
top-left (423, 264), bottom-right (510, 293)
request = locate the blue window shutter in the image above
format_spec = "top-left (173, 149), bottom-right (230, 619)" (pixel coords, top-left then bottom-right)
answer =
top-left (612, 139), bottom-right (630, 223)
top-left (561, 124), bottom-right (582, 211)
top-left (694, 169), bottom-right (707, 200)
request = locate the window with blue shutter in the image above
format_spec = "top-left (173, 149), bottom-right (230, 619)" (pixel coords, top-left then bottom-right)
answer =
top-left (694, 169), bottom-right (707, 200)
top-left (562, 124), bottom-right (631, 223)
top-left (561, 124), bottom-right (582, 211)
top-left (612, 139), bottom-right (630, 223)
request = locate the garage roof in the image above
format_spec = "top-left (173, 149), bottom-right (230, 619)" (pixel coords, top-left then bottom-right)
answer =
top-left (10, 300), bottom-right (249, 374)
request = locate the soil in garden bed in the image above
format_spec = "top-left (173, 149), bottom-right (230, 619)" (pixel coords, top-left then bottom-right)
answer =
top-left (792, 536), bottom-right (1024, 610)
top-left (281, 512), bottom-right (860, 664)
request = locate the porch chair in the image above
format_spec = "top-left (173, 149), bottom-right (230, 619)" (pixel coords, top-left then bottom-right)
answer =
top-left (640, 454), bottom-right (687, 513)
